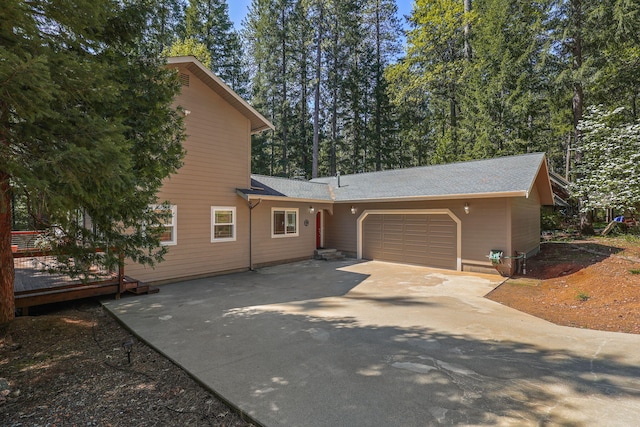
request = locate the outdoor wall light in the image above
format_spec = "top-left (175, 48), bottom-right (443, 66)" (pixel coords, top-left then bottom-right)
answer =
top-left (464, 202), bottom-right (470, 214)
top-left (309, 206), bottom-right (315, 214)
top-left (350, 206), bottom-right (357, 215)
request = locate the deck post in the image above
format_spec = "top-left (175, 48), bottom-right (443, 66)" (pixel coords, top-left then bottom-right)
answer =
top-left (117, 252), bottom-right (125, 299)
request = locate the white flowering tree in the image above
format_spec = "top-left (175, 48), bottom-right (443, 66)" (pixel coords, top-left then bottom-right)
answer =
top-left (573, 106), bottom-right (640, 214)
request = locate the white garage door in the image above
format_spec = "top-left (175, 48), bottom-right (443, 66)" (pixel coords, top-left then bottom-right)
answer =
top-left (363, 213), bottom-right (457, 270)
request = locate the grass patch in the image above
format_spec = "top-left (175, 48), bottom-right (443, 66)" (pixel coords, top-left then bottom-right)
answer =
top-left (630, 269), bottom-right (640, 275)
top-left (576, 291), bottom-right (590, 302)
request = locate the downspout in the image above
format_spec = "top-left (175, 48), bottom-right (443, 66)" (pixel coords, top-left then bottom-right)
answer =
top-left (248, 199), bottom-right (262, 271)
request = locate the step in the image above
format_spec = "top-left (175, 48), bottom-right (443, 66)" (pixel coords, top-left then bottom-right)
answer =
top-left (314, 249), bottom-right (345, 261)
top-left (126, 284), bottom-right (160, 295)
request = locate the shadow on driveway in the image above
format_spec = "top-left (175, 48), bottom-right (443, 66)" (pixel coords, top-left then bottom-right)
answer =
top-left (106, 259), bottom-right (640, 426)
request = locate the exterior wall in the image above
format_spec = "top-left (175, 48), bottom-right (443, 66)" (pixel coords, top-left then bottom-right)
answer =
top-left (126, 65), bottom-right (252, 283)
top-left (250, 200), bottom-right (333, 267)
top-left (323, 198), bottom-right (510, 273)
top-left (510, 187), bottom-right (541, 257)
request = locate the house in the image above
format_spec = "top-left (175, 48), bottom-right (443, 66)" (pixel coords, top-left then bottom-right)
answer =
top-left (127, 56), bottom-right (554, 283)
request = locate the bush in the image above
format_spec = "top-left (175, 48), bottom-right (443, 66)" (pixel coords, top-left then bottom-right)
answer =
top-left (541, 207), bottom-right (563, 230)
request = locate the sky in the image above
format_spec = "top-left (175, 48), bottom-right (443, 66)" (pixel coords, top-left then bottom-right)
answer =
top-left (227, 0), bottom-right (414, 31)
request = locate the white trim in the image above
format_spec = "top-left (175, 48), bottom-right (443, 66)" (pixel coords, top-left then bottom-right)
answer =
top-left (152, 204), bottom-right (177, 246)
top-left (356, 209), bottom-right (462, 271)
top-left (211, 206), bottom-right (236, 242)
top-left (271, 208), bottom-right (299, 238)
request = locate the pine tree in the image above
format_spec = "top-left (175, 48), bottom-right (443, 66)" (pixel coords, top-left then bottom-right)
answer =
top-left (389, 0), bottom-right (469, 165)
top-left (182, 0), bottom-right (248, 95)
top-left (459, 0), bottom-right (551, 159)
top-left (0, 0), bottom-right (186, 322)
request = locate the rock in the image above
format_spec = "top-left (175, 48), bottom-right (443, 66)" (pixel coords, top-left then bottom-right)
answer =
top-left (0, 378), bottom-right (10, 392)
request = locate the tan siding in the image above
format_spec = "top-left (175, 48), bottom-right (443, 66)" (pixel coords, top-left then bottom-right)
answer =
top-left (250, 201), bottom-right (333, 266)
top-left (511, 188), bottom-right (541, 256)
top-left (324, 199), bottom-right (509, 269)
top-left (126, 66), bottom-right (252, 283)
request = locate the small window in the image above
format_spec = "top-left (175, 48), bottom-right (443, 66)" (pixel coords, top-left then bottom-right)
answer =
top-left (212, 207), bottom-right (236, 242)
top-left (152, 205), bottom-right (177, 246)
top-left (272, 208), bottom-right (298, 238)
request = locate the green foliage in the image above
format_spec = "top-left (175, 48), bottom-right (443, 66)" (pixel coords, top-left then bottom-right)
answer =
top-left (244, 0), bottom-right (401, 178)
top-left (182, 0), bottom-right (247, 95)
top-left (630, 269), bottom-right (640, 275)
top-left (165, 38), bottom-right (213, 68)
top-left (576, 291), bottom-right (590, 302)
top-left (572, 106), bottom-right (640, 213)
top-left (0, 0), bottom-right (186, 280)
top-left (541, 207), bottom-right (564, 230)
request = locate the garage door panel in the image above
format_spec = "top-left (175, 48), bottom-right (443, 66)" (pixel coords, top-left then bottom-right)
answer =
top-left (363, 213), bottom-right (457, 270)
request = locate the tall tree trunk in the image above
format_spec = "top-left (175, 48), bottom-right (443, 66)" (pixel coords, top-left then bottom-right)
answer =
top-left (312, 3), bottom-right (323, 178)
top-left (0, 170), bottom-right (15, 323)
top-left (281, 7), bottom-right (288, 176)
top-left (570, 0), bottom-right (592, 234)
top-left (463, 0), bottom-right (472, 60)
top-left (0, 100), bottom-right (15, 322)
top-left (374, 0), bottom-right (382, 171)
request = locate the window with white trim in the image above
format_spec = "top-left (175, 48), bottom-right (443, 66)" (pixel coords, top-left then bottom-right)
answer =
top-left (211, 207), bottom-right (236, 242)
top-left (272, 208), bottom-right (298, 237)
top-left (152, 204), bottom-right (177, 246)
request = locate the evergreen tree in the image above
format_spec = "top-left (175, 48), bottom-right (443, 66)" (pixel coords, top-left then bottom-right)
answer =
top-left (183, 0), bottom-right (248, 95)
top-left (145, 0), bottom-right (186, 54)
top-left (0, 0), bottom-right (186, 322)
top-left (459, 0), bottom-right (551, 159)
top-left (388, 0), bottom-right (469, 165)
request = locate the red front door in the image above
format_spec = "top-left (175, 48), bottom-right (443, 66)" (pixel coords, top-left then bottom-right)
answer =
top-left (316, 211), bottom-right (322, 249)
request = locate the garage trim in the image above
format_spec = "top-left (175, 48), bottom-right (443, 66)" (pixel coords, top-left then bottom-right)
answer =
top-left (356, 209), bottom-right (462, 271)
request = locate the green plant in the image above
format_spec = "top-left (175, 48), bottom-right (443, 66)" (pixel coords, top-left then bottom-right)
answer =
top-left (540, 207), bottom-right (563, 230)
top-left (576, 291), bottom-right (590, 302)
top-left (630, 269), bottom-right (640, 275)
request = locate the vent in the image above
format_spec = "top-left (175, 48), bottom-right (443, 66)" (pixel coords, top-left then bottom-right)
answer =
top-left (179, 73), bottom-right (190, 86)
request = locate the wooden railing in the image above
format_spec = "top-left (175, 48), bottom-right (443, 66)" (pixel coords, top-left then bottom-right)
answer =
top-left (11, 231), bottom-right (134, 307)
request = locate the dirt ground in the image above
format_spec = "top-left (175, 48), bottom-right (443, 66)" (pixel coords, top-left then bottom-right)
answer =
top-left (487, 236), bottom-right (640, 334)
top-left (0, 302), bottom-right (254, 427)
top-left (2, 236), bottom-right (639, 426)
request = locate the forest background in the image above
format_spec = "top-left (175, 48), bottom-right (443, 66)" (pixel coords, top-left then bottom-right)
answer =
top-left (160, 0), bottom-right (639, 182)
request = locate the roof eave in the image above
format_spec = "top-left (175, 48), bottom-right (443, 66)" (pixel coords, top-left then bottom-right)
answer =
top-left (238, 193), bottom-right (333, 204)
top-left (335, 191), bottom-right (529, 204)
top-left (526, 154), bottom-right (555, 205)
top-left (167, 56), bottom-right (275, 133)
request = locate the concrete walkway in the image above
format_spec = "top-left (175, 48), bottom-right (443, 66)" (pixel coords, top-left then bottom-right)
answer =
top-left (104, 260), bottom-right (640, 426)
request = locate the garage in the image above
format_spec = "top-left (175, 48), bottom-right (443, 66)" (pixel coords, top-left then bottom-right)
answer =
top-left (362, 212), bottom-right (458, 270)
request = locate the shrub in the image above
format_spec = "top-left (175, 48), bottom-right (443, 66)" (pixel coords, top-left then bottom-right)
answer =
top-left (576, 291), bottom-right (590, 302)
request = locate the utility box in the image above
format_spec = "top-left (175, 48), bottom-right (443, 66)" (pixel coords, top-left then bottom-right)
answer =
top-left (489, 249), bottom-right (503, 265)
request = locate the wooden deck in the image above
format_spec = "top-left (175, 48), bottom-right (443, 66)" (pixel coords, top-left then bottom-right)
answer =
top-left (12, 231), bottom-right (157, 313)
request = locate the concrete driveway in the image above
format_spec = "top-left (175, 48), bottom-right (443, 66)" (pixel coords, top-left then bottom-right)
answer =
top-left (104, 260), bottom-right (640, 426)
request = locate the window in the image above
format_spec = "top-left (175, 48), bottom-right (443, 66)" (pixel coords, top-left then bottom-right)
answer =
top-left (212, 207), bottom-right (236, 242)
top-left (272, 208), bottom-right (298, 237)
top-left (152, 205), bottom-right (177, 246)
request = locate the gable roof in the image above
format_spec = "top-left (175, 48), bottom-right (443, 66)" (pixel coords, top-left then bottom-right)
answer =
top-left (239, 154), bottom-right (554, 205)
top-left (312, 152), bottom-right (554, 204)
top-left (167, 56), bottom-right (274, 134)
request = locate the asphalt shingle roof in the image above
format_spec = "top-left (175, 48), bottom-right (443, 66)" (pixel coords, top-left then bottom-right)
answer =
top-left (312, 153), bottom-right (546, 201)
top-left (239, 153), bottom-right (549, 203)
top-left (239, 175), bottom-right (333, 201)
